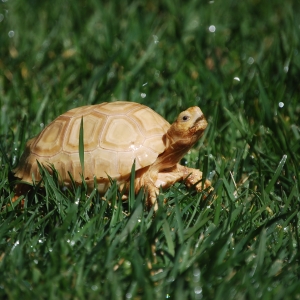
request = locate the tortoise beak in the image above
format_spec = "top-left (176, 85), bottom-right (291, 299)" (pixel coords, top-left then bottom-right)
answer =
top-left (191, 111), bottom-right (208, 132)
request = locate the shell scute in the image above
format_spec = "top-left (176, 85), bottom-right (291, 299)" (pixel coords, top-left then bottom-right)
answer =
top-left (117, 151), bottom-right (136, 177)
top-left (131, 107), bottom-right (169, 136)
top-left (134, 145), bottom-right (158, 168)
top-left (93, 101), bottom-right (138, 115)
top-left (100, 116), bottom-right (145, 152)
top-left (33, 116), bottom-right (69, 156)
top-left (94, 148), bottom-right (119, 178)
top-left (63, 112), bottom-right (107, 153)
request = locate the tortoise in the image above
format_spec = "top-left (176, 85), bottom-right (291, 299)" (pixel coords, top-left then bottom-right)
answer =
top-left (13, 101), bottom-right (211, 210)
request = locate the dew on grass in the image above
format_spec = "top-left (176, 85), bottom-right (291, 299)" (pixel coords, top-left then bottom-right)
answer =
top-left (108, 71), bottom-right (115, 79)
top-left (208, 25), bottom-right (216, 32)
top-left (141, 93), bottom-right (146, 98)
top-left (278, 102), bottom-right (284, 108)
top-left (284, 66), bottom-right (289, 73)
top-left (153, 35), bottom-right (159, 44)
top-left (194, 286), bottom-right (203, 299)
top-left (193, 268), bottom-right (201, 282)
top-left (91, 285), bottom-right (98, 291)
top-left (193, 268), bottom-right (201, 277)
top-left (248, 57), bottom-right (254, 64)
top-left (67, 239), bottom-right (75, 246)
top-left (11, 240), bottom-right (19, 251)
top-left (142, 82), bottom-right (148, 86)
top-left (40, 123), bottom-right (44, 128)
top-left (125, 293), bottom-right (132, 299)
top-left (233, 77), bottom-right (240, 82)
top-left (8, 30), bottom-right (14, 38)
top-left (166, 294), bottom-right (171, 299)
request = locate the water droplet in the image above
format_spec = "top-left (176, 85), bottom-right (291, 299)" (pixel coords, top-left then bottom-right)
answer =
top-left (193, 268), bottom-right (201, 277)
top-left (247, 57), bottom-right (254, 64)
top-left (194, 287), bottom-right (202, 295)
top-left (142, 82), bottom-right (148, 86)
top-left (40, 123), bottom-right (44, 128)
top-left (284, 66), bottom-right (289, 73)
top-left (34, 259), bottom-right (38, 264)
top-left (233, 77), bottom-right (240, 82)
top-left (8, 30), bottom-right (14, 38)
top-left (67, 239), bottom-right (75, 246)
top-left (153, 35), bottom-right (159, 44)
top-left (108, 71), bottom-right (115, 79)
top-left (278, 102), bottom-right (284, 108)
top-left (208, 25), bottom-right (216, 33)
top-left (141, 93), bottom-right (146, 98)
top-left (125, 293), bottom-right (132, 299)
top-left (166, 294), bottom-right (171, 299)
top-left (91, 285), bottom-right (98, 291)
top-left (12, 240), bottom-right (19, 250)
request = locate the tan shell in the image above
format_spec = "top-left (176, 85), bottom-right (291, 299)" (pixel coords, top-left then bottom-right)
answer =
top-left (14, 101), bottom-right (170, 191)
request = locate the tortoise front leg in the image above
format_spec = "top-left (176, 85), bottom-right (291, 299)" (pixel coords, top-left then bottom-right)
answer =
top-left (134, 168), bottom-right (160, 211)
top-left (155, 163), bottom-right (211, 192)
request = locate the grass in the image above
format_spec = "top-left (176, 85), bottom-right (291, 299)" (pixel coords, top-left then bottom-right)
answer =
top-left (1, 0), bottom-right (300, 298)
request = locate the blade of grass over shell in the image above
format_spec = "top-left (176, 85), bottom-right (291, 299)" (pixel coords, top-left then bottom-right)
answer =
top-left (13, 115), bottom-right (27, 168)
top-left (79, 116), bottom-right (85, 177)
top-left (128, 160), bottom-right (136, 213)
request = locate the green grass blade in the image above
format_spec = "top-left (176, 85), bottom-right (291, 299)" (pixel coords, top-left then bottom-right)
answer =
top-left (162, 219), bottom-right (175, 257)
top-left (79, 117), bottom-right (85, 177)
top-left (265, 155), bottom-right (287, 194)
top-left (128, 160), bottom-right (136, 213)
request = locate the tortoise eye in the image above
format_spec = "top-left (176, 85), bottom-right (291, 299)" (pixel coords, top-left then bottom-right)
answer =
top-left (182, 115), bottom-right (190, 121)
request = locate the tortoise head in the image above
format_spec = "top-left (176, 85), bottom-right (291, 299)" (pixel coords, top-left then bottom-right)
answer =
top-left (167, 106), bottom-right (208, 147)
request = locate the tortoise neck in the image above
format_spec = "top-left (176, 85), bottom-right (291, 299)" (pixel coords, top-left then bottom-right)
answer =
top-left (152, 134), bottom-right (194, 171)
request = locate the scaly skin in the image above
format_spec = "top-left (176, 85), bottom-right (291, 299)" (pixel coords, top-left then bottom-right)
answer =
top-left (133, 106), bottom-right (212, 210)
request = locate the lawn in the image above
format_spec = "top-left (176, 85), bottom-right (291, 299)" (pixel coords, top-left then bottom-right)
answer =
top-left (1, 0), bottom-right (300, 299)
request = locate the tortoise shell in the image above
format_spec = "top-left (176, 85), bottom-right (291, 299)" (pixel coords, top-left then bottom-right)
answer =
top-left (14, 101), bottom-right (170, 192)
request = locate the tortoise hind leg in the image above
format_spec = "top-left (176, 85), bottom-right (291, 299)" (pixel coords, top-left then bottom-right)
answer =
top-left (12, 183), bottom-right (30, 207)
